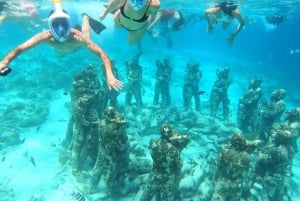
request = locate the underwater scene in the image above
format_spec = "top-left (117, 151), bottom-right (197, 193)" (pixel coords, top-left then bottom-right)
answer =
top-left (0, 0), bottom-right (300, 200)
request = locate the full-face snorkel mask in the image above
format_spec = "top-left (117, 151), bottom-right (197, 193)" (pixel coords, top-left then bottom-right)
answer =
top-left (48, 3), bottom-right (71, 42)
top-left (128, 0), bottom-right (147, 11)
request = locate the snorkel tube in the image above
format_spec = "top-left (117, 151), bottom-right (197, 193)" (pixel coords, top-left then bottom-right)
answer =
top-left (48, 0), bottom-right (71, 42)
top-left (52, 0), bottom-right (64, 11)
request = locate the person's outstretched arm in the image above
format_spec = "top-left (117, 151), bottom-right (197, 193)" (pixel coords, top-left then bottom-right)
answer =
top-left (227, 10), bottom-right (245, 46)
top-left (71, 29), bottom-right (123, 91)
top-left (0, 31), bottom-right (52, 75)
top-left (99, 0), bottom-right (122, 20)
top-left (204, 7), bottom-right (218, 33)
top-left (147, 10), bottom-right (162, 31)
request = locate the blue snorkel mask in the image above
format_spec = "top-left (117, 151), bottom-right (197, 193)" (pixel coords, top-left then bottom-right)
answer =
top-left (128, 0), bottom-right (147, 11)
top-left (48, 9), bottom-right (71, 42)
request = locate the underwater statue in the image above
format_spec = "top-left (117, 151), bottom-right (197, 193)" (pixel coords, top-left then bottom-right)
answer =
top-left (125, 54), bottom-right (143, 108)
top-left (153, 58), bottom-right (172, 108)
top-left (64, 65), bottom-right (102, 172)
top-left (140, 123), bottom-right (190, 201)
top-left (183, 62), bottom-right (202, 112)
top-left (252, 107), bottom-right (300, 201)
top-left (211, 133), bottom-right (259, 201)
top-left (256, 89), bottom-right (286, 142)
top-left (209, 67), bottom-right (231, 121)
top-left (237, 78), bottom-right (262, 133)
top-left (90, 106), bottom-right (129, 199)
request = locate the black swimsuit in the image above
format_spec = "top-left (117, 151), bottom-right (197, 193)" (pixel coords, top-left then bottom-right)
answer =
top-left (119, 0), bottom-right (151, 31)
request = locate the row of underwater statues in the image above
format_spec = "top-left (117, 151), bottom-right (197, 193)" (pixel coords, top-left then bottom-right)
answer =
top-left (101, 55), bottom-right (289, 141)
top-left (60, 65), bottom-right (300, 201)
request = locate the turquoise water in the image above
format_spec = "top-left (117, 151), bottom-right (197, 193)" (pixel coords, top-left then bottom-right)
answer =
top-left (0, 1), bottom-right (300, 201)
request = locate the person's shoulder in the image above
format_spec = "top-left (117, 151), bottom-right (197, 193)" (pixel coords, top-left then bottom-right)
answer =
top-left (205, 7), bottom-right (219, 13)
top-left (32, 30), bottom-right (52, 40)
top-left (70, 28), bottom-right (81, 34)
top-left (232, 9), bottom-right (242, 16)
top-left (150, 0), bottom-right (160, 9)
top-left (70, 28), bottom-right (87, 40)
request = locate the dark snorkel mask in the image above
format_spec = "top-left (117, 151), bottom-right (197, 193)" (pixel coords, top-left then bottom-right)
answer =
top-left (48, 7), bottom-right (71, 42)
top-left (216, 1), bottom-right (238, 16)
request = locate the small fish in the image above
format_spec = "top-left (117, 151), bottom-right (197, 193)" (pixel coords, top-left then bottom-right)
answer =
top-left (21, 138), bottom-right (26, 143)
top-left (198, 90), bottom-right (206, 95)
top-left (63, 91), bottom-right (69, 95)
top-left (71, 191), bottom-right (85, 201)
top-left (29, 156), bottom-right (36, 167)
top-left (36, 126), bottom-right (41, 131)
top-left (290, 49), bottom-right (300, 55)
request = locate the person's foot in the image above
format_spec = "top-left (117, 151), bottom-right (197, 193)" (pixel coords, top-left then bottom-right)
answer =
top-left (81, 13), bottom-right (106, 34)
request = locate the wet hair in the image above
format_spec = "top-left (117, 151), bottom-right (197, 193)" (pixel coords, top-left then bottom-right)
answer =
top-left (216, 1), bottom-right (238, 16)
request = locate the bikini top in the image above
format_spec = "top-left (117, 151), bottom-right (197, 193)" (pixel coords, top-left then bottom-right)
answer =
top-left (120, 0), bottom-right (151, 23)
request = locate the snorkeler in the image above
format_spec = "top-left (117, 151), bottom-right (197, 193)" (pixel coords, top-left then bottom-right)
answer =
top-left (99, 0), bottom-right (160, 44)
top-left (204, 1), bottom-right (245, 46)
top-left (0, 0), bottom-right (122, 91)
top-left (147, 9), bottom-right (185, 48)
top-left (0, 1), bottom-right (45, 31)
top-left (265, 14), bottom-right (286, 26)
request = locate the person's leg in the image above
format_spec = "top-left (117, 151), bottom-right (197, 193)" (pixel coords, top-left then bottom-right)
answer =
top-left (128, 29), bottom-right (146, 44)
top-left (81, 14), bottom-right (91, 39)
top-left (113, 11), bottom-right (123, 28)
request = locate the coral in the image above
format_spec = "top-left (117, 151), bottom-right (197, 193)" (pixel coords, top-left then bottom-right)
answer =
top-left (0, 177), bottom-right (15, 201)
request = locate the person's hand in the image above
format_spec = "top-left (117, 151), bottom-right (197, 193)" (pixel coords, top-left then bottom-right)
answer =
top-left (99, 12), bottom-right (106, 21)
top-left (207, 25), bottom-right (214, 34)
top-left (227, 34), bottom-right (235, 47)
top-left (107, 76), bottom-right (123, 91)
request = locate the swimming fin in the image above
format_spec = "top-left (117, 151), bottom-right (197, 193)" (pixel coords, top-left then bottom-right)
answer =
top-left (82, 13), bottom-right (106, 35)
top-left (0, 67), bottom-right (12, 76)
